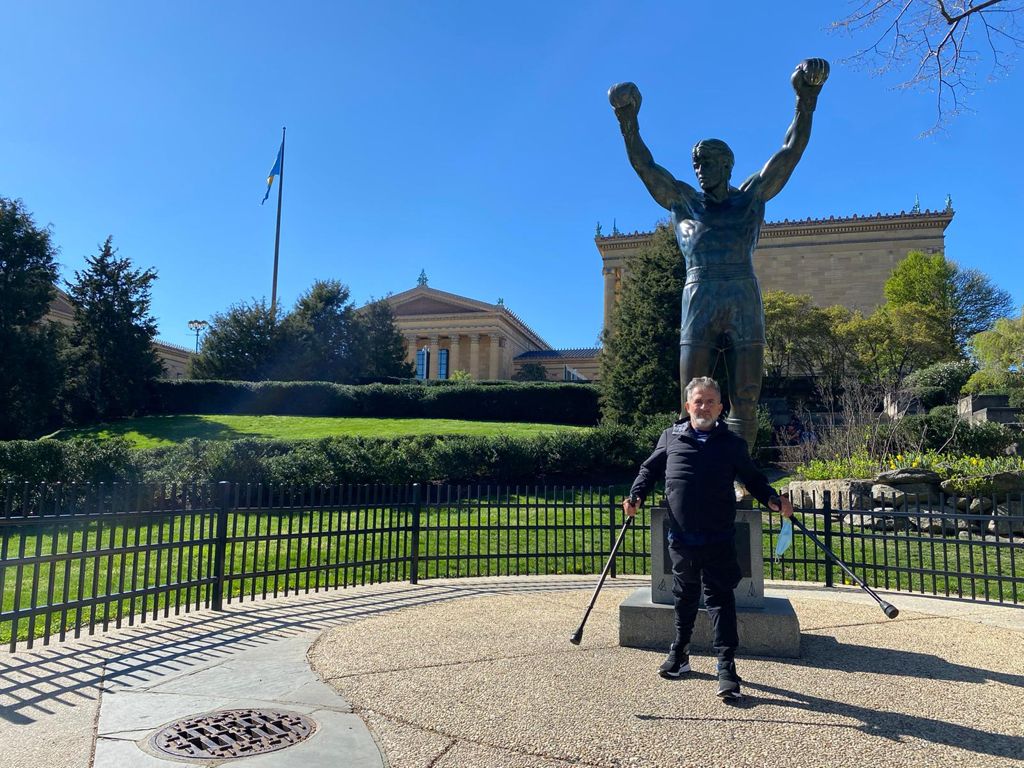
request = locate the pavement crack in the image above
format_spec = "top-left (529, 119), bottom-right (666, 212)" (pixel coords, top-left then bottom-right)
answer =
top-left (423, 737), bottom-right (456, 768)
top-left (88, 660), bottom-right (105, 768)
top-left (355, 706), bottom-right (609, 768)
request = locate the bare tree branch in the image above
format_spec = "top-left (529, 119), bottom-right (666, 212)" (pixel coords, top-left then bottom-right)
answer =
top-left (831, 0), bottom-right (1024, 134)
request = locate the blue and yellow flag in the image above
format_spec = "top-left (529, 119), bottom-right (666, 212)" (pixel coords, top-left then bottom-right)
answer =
top-left (261, 142), bottom-right (283, 205)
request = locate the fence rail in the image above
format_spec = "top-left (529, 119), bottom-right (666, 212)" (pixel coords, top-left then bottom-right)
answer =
top-left (2, 482), bottom-right (1021, 650)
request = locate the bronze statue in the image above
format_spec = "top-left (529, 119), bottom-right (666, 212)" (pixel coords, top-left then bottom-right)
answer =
top-left (609, 59), bottom-right (829, 448)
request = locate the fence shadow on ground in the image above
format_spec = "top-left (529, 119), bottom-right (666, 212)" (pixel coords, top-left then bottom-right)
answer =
top-left (0, 576), bottom-right (617, 726)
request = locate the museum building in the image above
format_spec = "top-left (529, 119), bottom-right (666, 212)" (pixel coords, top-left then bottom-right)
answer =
top-left (40, 208), bottom-right (953, 383)
top-left (391, 208), bottom-right (954, 382)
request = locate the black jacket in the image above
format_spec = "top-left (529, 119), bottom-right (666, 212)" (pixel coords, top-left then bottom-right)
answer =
top-left (629, 420), bottom-right (777, 538)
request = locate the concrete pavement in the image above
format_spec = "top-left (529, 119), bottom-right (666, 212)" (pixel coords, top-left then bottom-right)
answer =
top-left (2, 577), bottom-right (1023, 767)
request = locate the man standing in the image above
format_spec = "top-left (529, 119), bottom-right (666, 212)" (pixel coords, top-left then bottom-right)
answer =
top-left (624, 377), bottom-right (793, 700)
top-left (609, 59), bottom-right (829, 449)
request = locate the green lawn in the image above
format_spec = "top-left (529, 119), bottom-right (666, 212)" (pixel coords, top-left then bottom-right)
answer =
top-left (48, 415), bottom-right (589, 448)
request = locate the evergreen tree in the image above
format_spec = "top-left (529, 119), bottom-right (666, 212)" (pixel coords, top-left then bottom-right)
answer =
top-left (356, 297), bottom-right (415, 380)
top-left (280, 280), bottom-right (363, 382)
top-left (512, 363), bottom-right (548, 382)
top-left (0, 198), bottom-right (67, 438)
top-left (64, 237), bottom-right (162, 422)
top-left (599, 224), bottom-right (686, 424)
top-left (191, 298), bottom-right (281, 381)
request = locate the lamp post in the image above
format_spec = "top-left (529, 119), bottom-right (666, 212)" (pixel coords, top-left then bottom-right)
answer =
top-left (187, 319), bottom-right (209, 354)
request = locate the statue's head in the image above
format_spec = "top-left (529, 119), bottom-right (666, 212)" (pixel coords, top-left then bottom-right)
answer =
top-left (692, 139), bottom-right (734, 195)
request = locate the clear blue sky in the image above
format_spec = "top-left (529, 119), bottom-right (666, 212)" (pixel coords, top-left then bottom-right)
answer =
top-left (4, 1), bottom-right (1022, 351)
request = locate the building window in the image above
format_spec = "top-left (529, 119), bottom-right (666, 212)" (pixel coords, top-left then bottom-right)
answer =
top-left (416, 348), bottom-right (430, 380)
top-left (438, 349), bottom-right (449, 380)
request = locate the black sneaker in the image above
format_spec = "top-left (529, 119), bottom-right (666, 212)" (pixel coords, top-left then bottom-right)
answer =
top-left (658, 645), bottom-right (691, 679)
top-left (716, 660), bottom-right (742, 700)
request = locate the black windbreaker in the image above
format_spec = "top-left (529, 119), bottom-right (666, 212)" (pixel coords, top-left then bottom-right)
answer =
top-left (629, 420), bottom-right (777, 538)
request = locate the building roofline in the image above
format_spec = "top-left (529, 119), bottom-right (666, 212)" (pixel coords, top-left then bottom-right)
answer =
top-left (376, 285), bottom-right (552, 351)
top-left (595, 209), bottom-right (955, 246)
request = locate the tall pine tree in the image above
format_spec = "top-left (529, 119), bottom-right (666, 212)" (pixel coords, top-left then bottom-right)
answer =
top-left (65, 237), bottom-right (162, 422)
top-left (356, 297), bottom-right (414, 381)
top-left (0, 198), bottom-right (67, 438)
top-left (599, 224), bottom-right (686, 424)
top-left (191, 298), bottom-right (282, 381)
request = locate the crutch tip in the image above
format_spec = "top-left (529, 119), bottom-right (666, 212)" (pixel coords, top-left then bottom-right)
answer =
top-left (882, 602), bottom-right (899, 619)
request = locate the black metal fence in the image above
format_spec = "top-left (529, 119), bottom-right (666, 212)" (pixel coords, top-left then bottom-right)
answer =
top-left (2, 482), bottom-right (1022, 651)
top-left (766, 489), bottom-right (1024, 604)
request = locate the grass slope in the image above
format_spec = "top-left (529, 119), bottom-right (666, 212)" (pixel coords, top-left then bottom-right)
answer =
top-left (49, 414), bottom-right (588, 448)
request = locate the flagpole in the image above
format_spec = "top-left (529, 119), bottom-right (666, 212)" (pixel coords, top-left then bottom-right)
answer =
top-left (270, 126), bottom-right (286, 318)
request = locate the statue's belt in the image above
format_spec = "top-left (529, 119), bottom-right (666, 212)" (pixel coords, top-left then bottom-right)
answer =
top-left (685, 265), bottom-right (756, 282)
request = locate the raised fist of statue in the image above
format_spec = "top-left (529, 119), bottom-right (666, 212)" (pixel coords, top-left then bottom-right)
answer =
top-left (791, 58), bottom-right (830, 95)
top-left (608, 82), bottom-right (642, 116)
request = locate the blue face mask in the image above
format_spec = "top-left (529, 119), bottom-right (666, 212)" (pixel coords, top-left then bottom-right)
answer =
top-left (774, 518), bottom-right (793, 562)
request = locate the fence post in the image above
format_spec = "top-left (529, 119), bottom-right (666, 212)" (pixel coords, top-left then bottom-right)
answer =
top-left (608, 487), bottom-right (617, 579)
top-left (822, 490), bottom-right (834, 588)
top-left (211, 481), bottom-right (231, 611)
top-left (410, 483), bottom-right (421, 585)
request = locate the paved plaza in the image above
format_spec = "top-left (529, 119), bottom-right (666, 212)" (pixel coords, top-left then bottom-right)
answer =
top-left (2, 576), bottom-right (1023, 767)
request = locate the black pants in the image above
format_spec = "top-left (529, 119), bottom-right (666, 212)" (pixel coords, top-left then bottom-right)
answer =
top-left (668, 539), bottom-right (742, 661)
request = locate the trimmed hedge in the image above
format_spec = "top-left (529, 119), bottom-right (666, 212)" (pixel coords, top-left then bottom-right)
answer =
top-left (147, 380), bottom-right (600, 426)
top-left (0, 425), bottom-right (655, 487)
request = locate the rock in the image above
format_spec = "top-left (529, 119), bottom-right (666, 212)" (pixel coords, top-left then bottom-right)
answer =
top-left (956, 517), bottom-right (984, 534)
top-left (988, 501), bottom-right (1024, 536)
top-left (851, 510), bottom-right (910, 531)
top-left (944, 471), bottom-right (1024, 497)
top-left (876, 467), bottom-right (942, 486)
top-left (872, 484), bottom-right (905, 507)
top-left (871, 483), bottom-right (936, 507)
top-left (969, 497), bottom-right (994, 514)
top-left (941, 479), bottom-right (963, 497)
top-left (785, 479), bottom-right (874, 510)
top-left (987, 471), bottom-right (1024, 494)
top-left (909, 503), bottom-right (960, 534)
top-left (847, 512), bottom-right (883, 529)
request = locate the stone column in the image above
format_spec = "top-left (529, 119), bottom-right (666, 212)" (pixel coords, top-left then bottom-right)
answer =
top-left (449, 334), bottom-right (461, 374)
top-left (405, 334), bottom-right (418, 367)
top-left (488, 333), bottom-right (501, 380)
top-left (428, 334), bottom-right (440, 380)
top-left (469, 334), bottom-right (480, 379)
top-left (602, 266), bottom-right (616, 337)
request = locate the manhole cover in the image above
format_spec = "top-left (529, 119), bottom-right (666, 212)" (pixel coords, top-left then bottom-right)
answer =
top-left (150, 708), bottom-right (316, 761)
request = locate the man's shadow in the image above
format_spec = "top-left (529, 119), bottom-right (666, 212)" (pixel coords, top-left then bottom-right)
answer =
top-left (638, 635), bottom-right (1024, 760)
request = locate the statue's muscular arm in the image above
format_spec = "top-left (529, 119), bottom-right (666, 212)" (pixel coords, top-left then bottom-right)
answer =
top-left (742, 58), bottom-right (829, 201)
top-left (609, 83), bottom-right (696, 211)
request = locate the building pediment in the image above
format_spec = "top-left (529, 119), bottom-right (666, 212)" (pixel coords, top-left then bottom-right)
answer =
top-left (393, 295), bottom-right (484, 316)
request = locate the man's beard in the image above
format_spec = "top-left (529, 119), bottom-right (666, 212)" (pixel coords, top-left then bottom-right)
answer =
top-left (691, 416), bottom-right (717, 431)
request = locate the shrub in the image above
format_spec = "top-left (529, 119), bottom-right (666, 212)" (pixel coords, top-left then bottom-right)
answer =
top-left (147, 380), bottom-right (600, 425)
top-left (1, 427), bottom-right (649, 487)
top-left (911, 385), bottom-right (947, 411)
top-left (898, 406), bottom-right (1015, 457)
top-left (795, 451), bottom-right (1024, 481)
top-left (0, 438), bottom-right (141, 486)
top-left (904, 360), bottom-right (977, 404)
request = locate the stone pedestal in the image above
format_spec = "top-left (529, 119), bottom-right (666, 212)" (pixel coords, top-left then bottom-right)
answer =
top-left (619, 504), bottom-right (801, 658)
